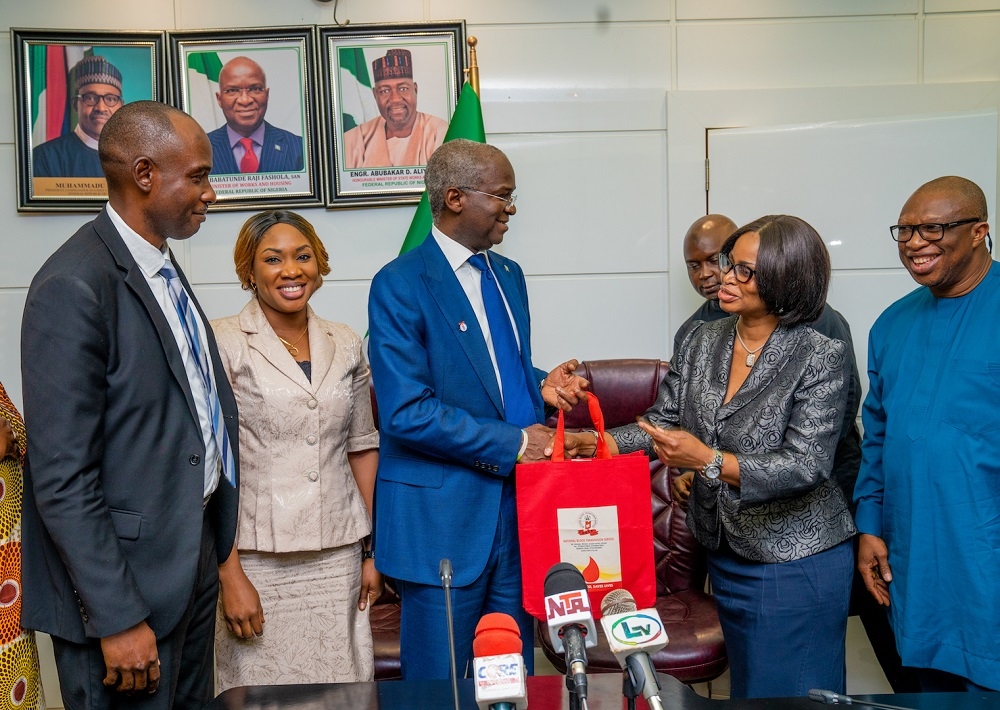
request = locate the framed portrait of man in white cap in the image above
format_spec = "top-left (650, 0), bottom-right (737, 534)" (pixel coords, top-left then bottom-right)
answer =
top-left (321, 22), bottom-right (465, 207)
top-left (12, 29), bottom-right (165, 212)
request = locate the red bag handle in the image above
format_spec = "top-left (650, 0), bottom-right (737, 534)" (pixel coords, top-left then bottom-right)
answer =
top-left (552, 393), bottom-right (612, 462)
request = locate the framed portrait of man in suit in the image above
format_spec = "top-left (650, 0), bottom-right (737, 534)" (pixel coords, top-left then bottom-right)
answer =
top-left (169, 26), bottom-right (323, 209)
top-left (12, 29), bottom-right (165, 213)
top-left (320, 22), bottom-right (465, 208)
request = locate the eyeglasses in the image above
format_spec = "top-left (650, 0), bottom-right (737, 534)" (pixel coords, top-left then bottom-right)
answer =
top-left (76, 92), bottom-right (122, 107)
top-left (459, 187), bottom-right (517, 210)
top-left (889, 218), bottom-right (982, 242)
top-left (718, 252), bottom-right (756, 283)
top-left (221, 85), bottom-right (267, 98)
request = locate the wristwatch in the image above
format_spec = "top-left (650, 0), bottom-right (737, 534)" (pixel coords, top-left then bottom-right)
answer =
top-left (362, 549), bottom-right (375, 560)
top-left (701, 449), bottom-right (723, 480)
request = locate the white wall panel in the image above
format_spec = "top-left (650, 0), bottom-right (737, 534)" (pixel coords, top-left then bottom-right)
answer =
top-left (707, 111), bottom-right (998, 271)
top-left (677, 0), bottom-right (916, 20)
top-left (676, 19), bottom-right (917, 89)
top-left (526, 274), bottom-right (669, 367)
top-left (3, 1), bottom-right (174, 30)
top-left (472, 24), bottom-right (670, 90)
top-left (926, 0), bottom-right (1000, 11)
top-left (0, 290), bottom-right (26, 411)
top-left (429, 1), bottom-right (668, 24)
top-left (924, 14), bottom-right (1000, 83)
top-left (1, 32), bottom-right (12, 143)
top-left (173, 0), bottom-right (424, 30)
top-left (0, 147), bottom-right (99, 288)
top-left (482, 89), bottom-right (665, 134)
top-left (493, 131), bottom-right (667, 276)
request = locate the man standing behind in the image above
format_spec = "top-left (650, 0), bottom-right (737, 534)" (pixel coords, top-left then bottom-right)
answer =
top-left (368, 139), bottom-right (586, 679)
top-left (855, 176), bottom-right (1000, 692)
top-left (34, 55), bottom-right (124, 178)
top-left (672, 214), bottom-right (738, 353)
top-left (343, 48), bottom-right (448, 169)
top-left (208, 56), bottom-right (304, 175)
top-left (20, 101), bottom-right (239, 708)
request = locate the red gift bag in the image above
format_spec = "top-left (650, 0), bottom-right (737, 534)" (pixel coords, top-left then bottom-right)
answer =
top-left (516, 394), bottom-right (656, 621)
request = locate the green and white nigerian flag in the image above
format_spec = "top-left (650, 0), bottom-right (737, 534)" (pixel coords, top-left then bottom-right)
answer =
top-left (187, 51), bottom-right (225, 130)
top-left (339, 47), bottom-right (379, 132)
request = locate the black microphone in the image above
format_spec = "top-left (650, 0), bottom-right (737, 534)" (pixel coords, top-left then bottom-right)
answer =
top-left (440, 559), bottom-right (460, 710)
top-left (543, 563), bottom-right (597, 706)
top-left (809, 689), bottom-right (914, 710)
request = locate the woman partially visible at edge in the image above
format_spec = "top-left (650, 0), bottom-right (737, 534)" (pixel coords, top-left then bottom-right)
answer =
top-left (563, 215), bottom-right (856, 698)
top-left (0, 382), bottom-right (44, 708)
top-left (211, 210), bottom-right (381, 690)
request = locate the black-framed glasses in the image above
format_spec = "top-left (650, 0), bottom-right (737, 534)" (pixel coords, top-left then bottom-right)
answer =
top-left (221, 85), bottom-right (267, 98)
top-left (889, 218), bottom-right (982, 243)
top-left (718, 252), bottom-right (756, 283)
top-left (76, 92), bottom-right (122, 107)
top-left (458, 187), bottom-right (517, 210)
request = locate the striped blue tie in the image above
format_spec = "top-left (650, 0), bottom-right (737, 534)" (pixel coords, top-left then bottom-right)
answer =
top-left (468, 254), bottom-right (536, 428)
top-left (159, 262), bottom-right (236, 487)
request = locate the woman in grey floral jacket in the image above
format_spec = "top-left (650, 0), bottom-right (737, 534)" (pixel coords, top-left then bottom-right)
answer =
top-left (566, 215), bottom-right (856, 699)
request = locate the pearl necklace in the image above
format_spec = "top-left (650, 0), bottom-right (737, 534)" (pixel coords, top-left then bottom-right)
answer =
top-left (735, 322), bottom-right (766, 367)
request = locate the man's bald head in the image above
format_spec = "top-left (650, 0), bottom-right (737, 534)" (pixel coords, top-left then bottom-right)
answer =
top-left (907, 176), bottom-right (988, 221)
top-left (99, 101), bottom-right (191, 193)
top-left (683, 214), bottom-right (738, 301)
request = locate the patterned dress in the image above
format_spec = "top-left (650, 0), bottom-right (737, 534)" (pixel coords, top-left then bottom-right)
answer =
top-left (0, 383), bottom-right (44, 709)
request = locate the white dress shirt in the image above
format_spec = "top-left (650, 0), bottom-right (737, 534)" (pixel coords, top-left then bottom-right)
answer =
top-left (431, 225), bottom-right (522, 404)
top-left (106, 203), bottom-right (221, 498)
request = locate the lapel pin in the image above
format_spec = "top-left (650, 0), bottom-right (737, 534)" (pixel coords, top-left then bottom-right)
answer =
top-left (459, 321), bottom-right (468, 332)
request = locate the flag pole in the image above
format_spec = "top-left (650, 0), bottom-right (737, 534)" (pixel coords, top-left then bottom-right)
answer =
top-left (465, 36), bottom-right (480, 97)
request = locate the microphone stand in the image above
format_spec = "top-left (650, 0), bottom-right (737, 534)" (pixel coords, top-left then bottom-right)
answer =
top-left (621, 668), bottom-right (640, 710)
top-left (440, 559), bottom-right (460, 710)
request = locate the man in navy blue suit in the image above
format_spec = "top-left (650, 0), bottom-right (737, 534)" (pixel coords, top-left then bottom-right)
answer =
top-left (368, 139), bottom-right (587, 680)
top-left (207, 56), bottom-right (304, 175)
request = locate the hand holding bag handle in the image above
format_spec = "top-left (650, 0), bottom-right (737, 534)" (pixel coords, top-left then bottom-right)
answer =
top-left (552, 393), bottom-right (611, 462)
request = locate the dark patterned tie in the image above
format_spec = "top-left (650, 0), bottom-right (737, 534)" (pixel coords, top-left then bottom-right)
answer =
top-left (468, 253), bottom-right (536, 427)
top-left (159, 262), bottom-right (236, 487)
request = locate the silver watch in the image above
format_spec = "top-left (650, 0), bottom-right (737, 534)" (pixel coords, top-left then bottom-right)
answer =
top-left (702, 449), bottom-right (723, 480)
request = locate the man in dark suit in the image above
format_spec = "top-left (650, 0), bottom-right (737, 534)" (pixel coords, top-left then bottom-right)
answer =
top-left (20, 101), bottom-right (239, 708)
top-left (368, 139), bottom-right (586, 679)
top-left (207, 56), bottom-right (304, 175)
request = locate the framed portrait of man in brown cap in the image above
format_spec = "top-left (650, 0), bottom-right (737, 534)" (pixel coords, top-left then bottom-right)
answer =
top-left (321, 22), bottom-right (465, 207)
top-left (12, 29), bottom-right (165, 212)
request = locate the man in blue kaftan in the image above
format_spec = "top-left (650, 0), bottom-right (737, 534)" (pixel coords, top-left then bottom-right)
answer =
top-left (855, 175), bottom-right (1000, 692)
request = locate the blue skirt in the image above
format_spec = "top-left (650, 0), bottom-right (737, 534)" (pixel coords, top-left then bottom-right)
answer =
top-left (708, 538), bottom-right (853, 699)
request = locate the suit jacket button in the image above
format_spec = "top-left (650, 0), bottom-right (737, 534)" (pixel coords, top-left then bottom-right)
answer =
top-left (189, 455), bottom-right (201, 465)
top-left (308, 471), bottom-right (319, 482)
top-left (307, 399), bottom-right (318, 410)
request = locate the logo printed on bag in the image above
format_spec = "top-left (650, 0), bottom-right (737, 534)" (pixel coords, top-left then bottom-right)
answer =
top-left (577, 511), bottom-right (599, 536)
